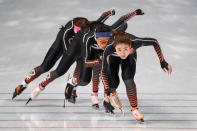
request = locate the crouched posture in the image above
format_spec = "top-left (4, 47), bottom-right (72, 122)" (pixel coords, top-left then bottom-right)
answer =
top-left (64, 9), bottom-right (145, 106)
top-left (101, 31), bottom-right (172, 121)
top-left (12, 9), bottom-right (116, 101)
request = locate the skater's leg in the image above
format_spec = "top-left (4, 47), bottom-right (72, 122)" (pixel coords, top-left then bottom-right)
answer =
top-left (101, 56), bottom-right (121, 113)
top-left (91, 64), bottom-right (102, 107)
top-left (26, 53), bottom-right (76, 104)
top-left (25, 26), bottom-right (65, 85)
top-left (121, 54), bottom-right (137, 108)
top-left (72, 59), bottom-right (81, 86)
top-left (25, 47), bottom-right (63, 84)
top-left (64, 58), bottom-right (92, 103)
top-left (64, 59), bottom-right (81, 103)
top-left (41, 53), bottom-right (76, 87)
top-left (121, 53), bottom-right (144, 121)
top-left (77, 58), bottom-right (92, 86)
top-left (92, 64), bottom-right (101, 93)
top-left (13, 28), bottom-right (64, 99)
top-left (102, 56), bottom-right (121, 95)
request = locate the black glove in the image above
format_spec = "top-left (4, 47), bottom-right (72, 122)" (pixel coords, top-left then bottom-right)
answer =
top-left (135, 9), bottom-right (144, 15)
top-left (106, 88), bottom-right (116, 96)
top-left (160, 60), bottom-right (169, 70)
top-left (111, 9), bottom-right (115, 16)
top-left (98, 58), bottom-right (102, 64)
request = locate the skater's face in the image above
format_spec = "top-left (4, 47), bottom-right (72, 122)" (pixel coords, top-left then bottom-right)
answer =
top-left (95, 37), bottom-right (109, 50)
top-left (115, 43), bottom-right (131, 59)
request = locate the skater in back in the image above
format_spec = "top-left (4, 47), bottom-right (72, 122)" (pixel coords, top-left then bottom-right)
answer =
top-left (26, 9), bottom-right (145, 104)
top-left (12, 9), bottom-right (115, 99)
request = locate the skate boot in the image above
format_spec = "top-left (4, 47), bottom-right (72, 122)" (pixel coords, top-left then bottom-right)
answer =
top-left (131, 108), bottom-right (144, 122)
top-left (64, 83), bottom-right (75, 106)
top-left (65, 83), bottom-right (75, 100)
top-left (26, 84), bottom-right (44, 104)
top-left (68, 90), bottom-right (78, 104)
top-left (91, 93), bottom-right (99, 108)
top-left (103, 100), bottom-right (115, 114)
top-left (12, 85), bottom-right (27, 99)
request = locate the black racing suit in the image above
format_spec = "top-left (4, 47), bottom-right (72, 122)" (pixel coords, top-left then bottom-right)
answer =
top-left (101, 33), bottom-right (168, 108)
top-left (84, 24), bottom-right (128, 93)
top-left (40, 9), bottom-right (143, 87)
top-left (24, 10), bottom-right (113, 84)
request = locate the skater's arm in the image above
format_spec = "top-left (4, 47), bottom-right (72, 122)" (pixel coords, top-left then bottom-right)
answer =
top-left (85, 59), bottom-right (100, 68)
top-left (116, 23), bottom-right (128, 31)
top-left (132, 37), bottom-right (165, 62)
top-left (132, 36), bottom-right (172, 74)
top-left (101, 44), bottom-right (117, 93)
top-left (84, 46), bottom-right (101, 68)
top-left (96, 9), bottom-right (115, 23)
top-left (110, 9), bottom-right (144, 30)
top-left (62, 20), bottom-right (75, 50)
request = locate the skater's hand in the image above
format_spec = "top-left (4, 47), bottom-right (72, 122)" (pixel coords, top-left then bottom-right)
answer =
top-left (98, 56), bottom-right (103, 64)
top-left (163, 64), bottom-right (172, 75)
top-left (105, 96), bottom-right (110, 103)
top-left (110, 9), bottom-right (115, 16)
top-left (103, 100), bottom-right (115, 113)
top-left (100, 56), bottom-right (103, 60)
top-left (135, 9), bottom-right (144, 15)
top-left (160, 60), bottom-right (172, 74)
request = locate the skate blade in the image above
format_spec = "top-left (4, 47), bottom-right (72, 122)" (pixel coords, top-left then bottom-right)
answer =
top-left (63, 99), bottom-right (66, 108)
top-left (103, 106), bottom-right (114, 114)
top-left (140, 119), bottom-right (144, 122)
top-left (12, 93), bottom-right (17, 100)
top-left (63, 99), bottom-right (71, 108)
top-left (67, 98), bottom-right (76, 104)
top-left (26, 98), bottom-right (32, 105)
top-left (63, 99), bottom-right (74, 107)
top-left (105, 110), bottom-right (114, 114)
top-left (119, 108), bottom-right (125, 117)
top-left (105, 110), bottom-right (115, 118)
top-left (110, 110), bottom-right (115, 114)
top-left (137, 119), bottom-right (144, 123)
top-left (92, 104), bottom-right (99, 110)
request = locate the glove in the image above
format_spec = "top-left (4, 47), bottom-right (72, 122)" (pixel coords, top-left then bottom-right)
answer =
top-left (135, 9), bottom-right (144, 15)
top-left (160, 60), bottom-right (169, 70)
top-left (111, 9), bottom-right (115, 16)
top-left (103, 100), bottom-right (115, 113)
top-left (98, 58), bottom-right (102, 64)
